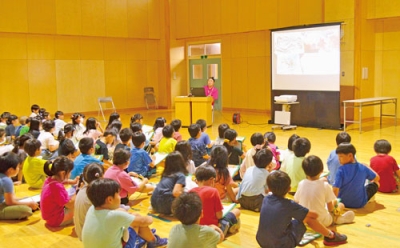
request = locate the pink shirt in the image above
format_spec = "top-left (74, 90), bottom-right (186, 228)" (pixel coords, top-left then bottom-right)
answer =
top-left (104, 165), bottom-right (138, 198)
top-left (40, 177), bottom-right (69, 227)
top-left (83, 129), bottom-right (102, 141)
top-left (173, 132), bottom-right (182, 142)
top-left (203, 86), bottom-right (218, 105)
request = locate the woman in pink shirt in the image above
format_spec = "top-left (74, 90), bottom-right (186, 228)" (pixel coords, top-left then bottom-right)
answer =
top-left (204, 77), bottom-right (219, 106)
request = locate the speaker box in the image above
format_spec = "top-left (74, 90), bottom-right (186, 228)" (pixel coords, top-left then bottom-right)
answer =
top-left (233, 113), bottom-right (241, 124)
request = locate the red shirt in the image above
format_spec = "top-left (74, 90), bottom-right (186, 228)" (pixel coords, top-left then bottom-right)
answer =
top-left (41, 177), bottom-right (69, 227)
top-left (190, 186), bottom-right (223, 225)
top-left (370, 154), bottom-right (399, 193)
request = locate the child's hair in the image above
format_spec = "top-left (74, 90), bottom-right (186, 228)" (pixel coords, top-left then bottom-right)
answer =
top-left (194, 165), bottom-right (216, 181)
top-left (87, 178), bottom-right (120, 207)
top-left (131, 131), bottom-right (146, 148)
top-left (162, 125), bottom-right (174, 138)
top-left (292, 138), bottom-right (311, 157)
top-left (12, 133), bottom-right (33, 153)
top-left (83, 163), bottom-right (104, 184)
top-left (0, 112), bottom-right (11, 121)
top-left (302, 155), bottom-right (324, 177)
top-left (253, 149), bottom-right (273, 169)
top-left (223, 129), bottom-right (237, 154)
top-left (83, 117), bottom-right (97, 135)
top-left (267, 170), bottom-right (291, 197)
top-left (188, 124), bottom-right (201, 138)
top-left (119, 128), bottom-right (133, 143)
top-left (59, 139), bottom-right (77, 157)
top-left (113, 148), bottom-right (130, 165)
top-left (24, 139), bottom-right (41, 157)
top-left (264, 132), bottom-right (276, 143)
top-left (208, 145), bottom-right (229, 184)
top-left (71, 113), bottom-right (83, 125)
top-left (153, 117), bottom-right (166, 131)
top-left (170, 119), bottom-right (182, 132)
top-left (39, 108), bottom-right (46, 119)
top-left (171, 192), bottom-right (202, 225)
top-left (109, 120), bottom-right (122, 133)
top-left (174, 140), bottom-right (192, 163)
top-left (195, 119), bottom-right (207, 131)
top-left (250, 133), bottom-right (264, 148)
top-left (28, 118), bottom-right (41, 132)
top-left (0, 152), bottom-right (22, 173)
top-left (54, 111), bottom-right (64, 119)
top-left (7, 115), bottom-right (18, 125)
top-left (43, 156), bottom-right (74, 178)
top-left (130, 113), bottom-right (143, 123)
top-left (336, 143), bottom-right (356, 155)
top-left (374, 139), bottom-right (391, 154)
top-left (31, 104), bottom-right (40, 112)
top-left (336, 132), bottom-right (351, 146)
top-left (58, 123), bottom-right (75, 142)
top-left (162, 151), bottom-right (188, 177)
top-left (103, 129), bottom-right (117, 139)
top-left (106, 112), bottom-right (120, 129)
top-left (42, 120), bottom-right (55, 132)
top-left (19, 116), bottom-right (28, 125)
top-left (43, 111), bottom-right (50, 119)
top-left (79, 137), bottom-right (94, 154)
top-left (130, 123), bottom-right (142, 133)
top-left (218, 123), bottom-right (230, 139)
top-left (287, 134), bottom-right (300, 151)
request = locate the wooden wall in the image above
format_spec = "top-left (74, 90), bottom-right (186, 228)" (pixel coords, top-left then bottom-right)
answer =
top-left (0, 0), bottom-right (168, 116)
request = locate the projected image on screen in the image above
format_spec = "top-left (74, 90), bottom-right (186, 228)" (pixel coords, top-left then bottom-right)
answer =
top-left (271, 24), bottom-right (341, 91)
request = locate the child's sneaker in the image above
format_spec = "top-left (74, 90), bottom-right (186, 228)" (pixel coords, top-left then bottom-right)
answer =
top-left (229, 218), bottom-right (241, 234)
top-left (219, 220), bottom-right (230, 238)
top-left (323, 231), bottom-right (347, 246)
top-left (147, 234), bottom-right (168, 248)
top-left (335, 211), bottom-right (355, 225)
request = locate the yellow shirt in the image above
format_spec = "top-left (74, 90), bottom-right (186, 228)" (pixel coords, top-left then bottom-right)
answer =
top-left (23, 156), bottom-right (47, 188)
top-left (158, 137), bottom-right (177, 154)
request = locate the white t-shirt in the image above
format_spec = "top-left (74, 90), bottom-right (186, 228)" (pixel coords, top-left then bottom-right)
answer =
top-left (82, 206), bottom-right (135, 248)
top-left (294, 179), bottom-right (336, 227)
top-left (37, 132), bottom-right (59, 150)
top-left (54, 119), bottom-right (67, 136)
top-left (74, 186), bottom-right (92, 241)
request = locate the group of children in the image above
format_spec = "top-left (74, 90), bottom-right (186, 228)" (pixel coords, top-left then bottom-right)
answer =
top-left (1, 104), bottom-right (399, 247)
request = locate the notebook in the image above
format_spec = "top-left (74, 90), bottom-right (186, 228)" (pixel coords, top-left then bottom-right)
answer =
top-left (19, 194), bottom-right (41, 203)
top-left (222, 203), bottom-right (237, 217)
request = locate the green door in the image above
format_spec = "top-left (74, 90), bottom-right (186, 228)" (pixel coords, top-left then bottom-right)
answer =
top-left (189, 58), bottom-right (222, 111)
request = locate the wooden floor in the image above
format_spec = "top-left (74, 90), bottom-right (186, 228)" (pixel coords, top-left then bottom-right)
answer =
top-left (2, 109), bottom-right (400, 247)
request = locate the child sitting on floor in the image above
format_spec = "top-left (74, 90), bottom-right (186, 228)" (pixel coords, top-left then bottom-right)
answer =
top-left (115, 128), bottom-right (133, 152)
top-left (256, 171), bottom-right (348, 247)
top-left (190, 165), bottom-right (241, 237)
top-left (157, 125), bottom-right (177, 153)
top-left (70, 137), bottom-right (103, 180)
top-left (240, 132), bottom-right (265, 178)
top-left (196, 119), bottom-right (213, 148)
top-left (174, 140), bottom-right (196, 175)
top-left (370, 139), bottom-right (400, 193)
top-left (128, 132), bottom-right (156, 178)
top-left (295, 155), bottom-right (355, 227)
top-left (215, 123), bottom-right (230, 146)
top-left (151, 152), bottom-right (187, 215)
top-left (188, 124), bottom-right (210, 167)
top-left (237, 149), bottom-right (274, 212)
top-left (169, 192), bottom-right (224, 248)
top-left (82, 178), bottom-right (167, 248)
top-left (41, 156), bottom-right (77, 227)
top-left (327, 132), bottom-right (351, 185)
top-left (206, 146), bottom-right (238, 203)
top-left (104, 149), bottom-right (153, 206)
top-left (223, 129), bottom-right (245, 166)
top-left (23, 139), bottom-right (47, 188)
top-left (0, 153), bottom-right (39, 220)
top-left (264, 132), bottom-right (280, 170)
top-left (333, 143), bottom-right (380, 208)
top-left (170, 119), bottom-right (183, 142)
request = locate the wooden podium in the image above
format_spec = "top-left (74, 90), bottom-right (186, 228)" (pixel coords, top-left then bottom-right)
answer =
top-left (174, 96), bottom-right (213, 127)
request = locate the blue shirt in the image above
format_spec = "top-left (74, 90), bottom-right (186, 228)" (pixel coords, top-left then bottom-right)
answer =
top-left (0, 173), bottom-right (13, 203)
top-left (237, 166), bottom-right (269, 199)
top-left (333, 161), bottom-right (377, 208)
top-left (327, 149), bottom-right (340, 185)
top-left (188, 137), bottom-right (208, 166)
top-left (128, 147), bottom-right (152, 176)
top-left (199, 132), bottom-right (211, 146)
top-left (71, 154), bottom-right (103, 179)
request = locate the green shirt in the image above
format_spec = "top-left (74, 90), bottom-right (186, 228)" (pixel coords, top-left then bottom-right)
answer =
top-left (168, 224), bottom-right (220, 248)
top-left (19, 125), bottom-right (30, 136)
top-left (23, 156), bottom-right (47, 188)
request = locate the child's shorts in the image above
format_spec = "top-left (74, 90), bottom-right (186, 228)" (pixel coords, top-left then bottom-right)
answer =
top-left (124, 227), bottom-right (146, 248)
top-left (238, 194), bottom-right (264, 212)
top-left (219, 212), bottom-right (239, 234)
